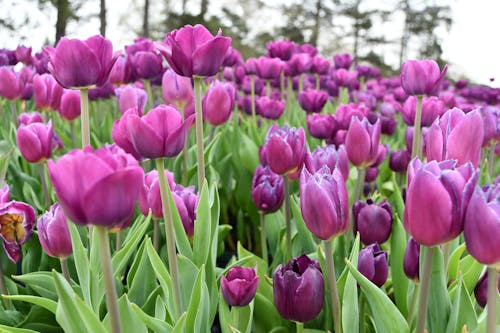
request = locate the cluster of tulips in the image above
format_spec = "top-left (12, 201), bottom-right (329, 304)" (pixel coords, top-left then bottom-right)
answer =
top-left (0, 23), bottom-right (498, 333)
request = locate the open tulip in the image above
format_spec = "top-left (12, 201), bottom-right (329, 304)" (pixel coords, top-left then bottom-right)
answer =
top-left (306, 114), bottom-right (337, 140)
top-left (333, 53), bottom-right (353, 69)
top-left (400, 59), bottom-right (447, 96)
top-left (37, 203), bottom-right (72, 258)
top-left (0, 201), bottom-right (36, 263)
top-left (221, 266), bottom-right (259, 307)
top-left (256, 95), bottom-right (285, 120)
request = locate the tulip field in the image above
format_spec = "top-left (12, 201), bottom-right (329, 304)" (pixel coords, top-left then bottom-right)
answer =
top-left (0, 24), bottom-right (499, 333)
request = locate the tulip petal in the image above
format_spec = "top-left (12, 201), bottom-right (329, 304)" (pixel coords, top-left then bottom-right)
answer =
top-left (17, 127), bottom-right (42, 163)
top-left (126, 114), bottom-right (164, 158)
top-left (446, 111), bottom-right (483, 166)
top-left (192, 37), bottom-right (231, 77)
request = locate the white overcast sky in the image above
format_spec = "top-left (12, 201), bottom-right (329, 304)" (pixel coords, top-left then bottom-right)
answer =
top-left (2, 0), bottom-right (499, 87)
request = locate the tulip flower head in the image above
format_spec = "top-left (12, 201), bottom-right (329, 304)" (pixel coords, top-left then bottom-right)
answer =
top-left (161, 69), bottom-right (194, 111)
top-left (115, 85), bottom-right (147, 115)
top-left (58, 89), bottom-right (81, 120)
top-left (221, 266), bottom-right (259, 307)
top-left (33, 73), bottom-right (64, 111)
top-left (306, 113), bottom-right (337, 140)
top-left (37, 203), bottom-right (72, 258)
top-left (304, 145), bottom-right (349, 181)
top-left (403, 237), bottom-right (420, 281)
top-left (202, 81), bottom-right (235, 126)
top-left (345, 117), bottom-right (381, 168)
top-left (400, 59), bottom-right (447, 96)
top-left (298, 89), bottom-right (328, 113)
top-left (353, 199), bottom-right (393, 245)
top-left (474, 271), bottom-right (500, 308)
top-left (262, 124), bottom-right (306, 175)
top-left (16, 120), bottom-right (56, 163)
top-left (0, 201), bottom-right (36, 263)
top-left (251, 165), bottom-right (284, 214)
top-left (256, 95), bottom-right (285, 120)
top-left (357, 243), bottom-right (389, 287)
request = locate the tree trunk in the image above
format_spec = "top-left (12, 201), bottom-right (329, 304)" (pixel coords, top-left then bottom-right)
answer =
top-left (143, 0), bottom-right (150, 37)
top-left (353, 25), bottom-right (359, 65)
top-left (399, 0), bottom-right (410, 65)
top-left (100, 0), bottom-right (106, 36)
top-left (182, 0), bottom-right (188, 13)
top-left (55, 0), bottom-right (69, 44)
top-left (199, 0), bottom-right (208, 19)
top-left (310, 0), bottom-right (322, 46)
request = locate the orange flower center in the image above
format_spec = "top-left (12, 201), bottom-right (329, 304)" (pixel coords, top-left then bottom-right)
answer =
top-left (0, 213), bottom-right (25, 243)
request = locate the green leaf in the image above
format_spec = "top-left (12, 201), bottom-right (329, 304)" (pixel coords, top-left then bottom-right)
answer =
top-left (113, 295), bottom-right (148, 333)
top-left (0, 325), bottom-right (39, 333)
top-left (290, 196), bottom-right (317, 254)
top-left (68, 224), bottom-right (93, 310)
top-left (172, 312), bottom-right (187, 333)
top-left (345, 259), bottom-right (409, 333)
top-left (131, 302), bottom-right (173, 333)
top-left (426, 247), bottom-right (451, 333)
top-left (460, 255), bottom-right (484, 293)
top-left (446, 277), bottom-right (477, 333)
top-left (127, 239), bottom-right (157, 307)
top-left (342, 235), bottom-right (360, 333)
top-left (218, 291), bottom-right (232, 333)
top-left (390, 214), bottom-right (409, 317)
top-left (178, 254), bottom-right (200, 313)
top-left (185, 264), bottom-right (207, 333)
top-left (193, 180), bottom-right (212, 267)
top-left (3, 295), bottom-right (57, 314)
top-left (12, 272), bottom-right (57, 300)
top-left (253, 293), bottom-right (288, 332)
top-left (238, 133), bottom-right (259, 173)
top-left (447, 243), bottom-right (466, 283)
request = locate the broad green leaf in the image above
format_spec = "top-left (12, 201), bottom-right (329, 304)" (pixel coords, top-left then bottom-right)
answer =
top-left (68, 224), bottom-right (94, 310)
top-left (12, 272), bottom-right (57, 300)
top-left (218, 291), bottom-right (232, 333)
top-left (131, 302), bottom-right (173, 333)
top-left (446, 277), bottom-right (477, 333)
top-left (126, 239), bottom-right (156, 306)
top-left (0, 325), bottom-right (39, 333)
top-left (193, 180), bottom-right (212, 267)
top-left (460, 255), bottom-right (484, 293)
top-left (390, 214), bottom-right (409, 317)
top-left (253, 293), bottom-right (288, 332)
top-left (108, 295), bottom-right (148, 333)
top-left (447, 243), bottom-right (466, 284)
top-left (172, 312), bottom-right (187, 333)
top-left (342, 235), bottom-right (360, 333)
top-left (178, 255), bottom-right (199, 313)
top-left (426, 247), bottom-right (451, 333)
top-left (3, 295), bottom-right (57, 314)
top-left (290, 196), bottom-right (317, 254)
top-left (185, 264), bottom-right (206, 333)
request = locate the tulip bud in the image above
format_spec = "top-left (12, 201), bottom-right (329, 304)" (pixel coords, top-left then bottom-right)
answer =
top-left (358, 243), bottom-right (388, 287)
top-left (401, 96), bottom-right (446, 127)
top-left (403, 238), bottom-right (420, 281)
top-left (389, 149), bottom-right (412, 174)
top-left (474, 271), bottom-right (500, 308)
top-left (116, 85), bottom-right (147, 115)
top-left (345, 117), bottom-right (381, 167)
top-left (0, 67), bottom-right (22, 100)
top-left (333, 53), bottom-right (353, 69)
top-left (255, 56), bottom-right (283, 80)
top-left (300, 166), bottom-right (349, 240)
top-left (18, 112), bottom-right (43, 126)
top-left (273, 254), bottom-right (324, 322)
top-left (286, 53), bottom-right (312, 76)
top-left (58, 89), bottom-right (81, 121)
top-left (33, 74), bottom-right (63, 111)
top-left (37, 203), bottom-right (72, 258)
top-left (139, 169), bottom-right (176, 219)
top-left (251, 165), bottom-right (284, 214)
top-left (256, 96), bottom-right (285, 120)
top-left (161, 69), bottom-right (194, 111)
top-left (16, 121), bottom-right (56, 163)
top-left (263, 124), bottom-right (306, 175)
top-left (306, 114), bottom-right (337, 140)
top-left (353, 199), bottom-right (393, 245)
top-left (400, 59), bottom-right (447, 96)
top-left (298, 89), bottom-right (328, 113)
top-left (202, 81), bottom-right (235, 126)
top-left (266, 40), bottom-right (296, 61)
top-left (221, 266), bottom-right (259, 307)
top-left (172, 185), bottom-right (198, 237)
top-left (304, 145), bottom-right (349, 181)
top-left (311, 56), bottom-right (330, 75)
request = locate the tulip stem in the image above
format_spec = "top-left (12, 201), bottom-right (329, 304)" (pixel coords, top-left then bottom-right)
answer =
top-left (38, 163), bottom-right (51, 208)
top-left (315, 74), bottom-right (320, 90)
top-left (250, 74), bottom-right (257, 125)
top-left (181, 106), bottom-right (189, 185)
top-left (298, 74), bottom-right (304, 93)
top-left (283, 177), bottom-right (292, 263)
top-left (115, 231), bottom-right (122, 251)
top-left (153, 218), bottom-right (160, 252)
top-left (0, 261), bottom-right (12, 310)
top-left (80, 88), bottom-right (90, 147)
top-left (266, 80), bottom-right (271, 97)
top-left (156, 158), bottom-right (182, 317)
top-left (287, 76), bottom-right (293, 107)
top-left (411, 95), bottom-right (423, 159)
top-left (60, 257), bottom-right (70, 283)
top-left (193, 76), bottom-right (205, 190)
top-left (10, 101), bottom-right (17, 124)
top-left (407, 283), bottom-right (419, 326)
top-left (69, 121), bottom-right (76, 149)
top-left (260, 212), bottom-right (268, 263)
top-left (340, 87), bottom-right (349, 105)
top-left (144, 80), bottom-right (153, 111)
top-left (280, 70), bottom-right (285, 100)
top-left (487, 266), bottom-right (498, 333)
top-left (296, 321), bottom-right (304, 333)
top-left (415, 246), bottom-right (434, 333)
top-left (354, 167), bottom-right (366, 203)
top-left (325, 239), bottom-right (342, 333)
top-left (488, 144), bottom-right (496, 181)
top-left (96, 226), bottom-right (122, 333)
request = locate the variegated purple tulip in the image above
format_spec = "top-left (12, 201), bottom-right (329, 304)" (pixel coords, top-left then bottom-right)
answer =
top-left (400, 59), bottom-right (447, 96)
top-left (345, 117), bottom-right (381, 167)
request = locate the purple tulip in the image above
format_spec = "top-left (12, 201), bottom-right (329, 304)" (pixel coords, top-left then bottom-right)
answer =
top-left (48, 145), bottom-right (144, 229)
top-left (356, 65), bottom-right (380, 78)
top-left (353, 199), bottom-right (393, 245)
top-left (403, 237), bottom-right (420, 281)
top-left (221, 266), bottom-right (259, 307)
top-left (335, 103), bottom-right (370, 130)
top-left (333, 53), bottom-right (353, 69)
top-left (16, 121), bottom-right (56, 163)
top-left (286, 53), bottom-right (312, 76)
top-left (43, 35), bottom-right (117, 89)
top-left (256, 96), bottom-right (285, 120)
top-left (158, 24), bottom-right (231, 78)
top-left (37, 203), bottom-right (72, 258)
top-left (15, 45), bottom-right (32, 65)
top-left (464, 182), bottom-right (500, 265)
top-left (139, 169), bottom-right (176, 219)
top-left (298, 89), bottom-right (328, 113)
top-left (345, 117), bottom-right (381, 168)
top-left (401, 96), bottom-right (446, 127)
top-left (125, 104), bottom-right (194, 159)
top-left (311, 56), bottom-right (330, 75)
top-left (222, 47), bottom-right (243, 67)
top-left (400, 59), bottom-right (447, 96)
top-left (404, 158), bottom-right (478, 246)
top-left (0, 67), bottom-right (22, 100)
top-left (202, 81), bottom-right (235, 126)
top-left (306, 114), bottom-right (337, 140)
top-left (266, 40), bottom-right (297, 61)
top-left (273, 254), bottom-right (324, 322)
top-left (125, 38), bottom-right (163, 80)
top-left (332, 69), bottom-right (358, 89)
top-left (300, 166), bottom-right (349, 240)
top-left (172, 185), bottom-right (198, 237)
top-left (480, 106), bottom-right (500, 147)
top-left (304, 145), bottom-right (349, 181)
top-left (161, 69), bottom-right (194, 111)
top-left (108, 55), bottom-right (134, 85)
top-left (33, 74), bottom-right (63, 111)
top-left (58, 89), bottom-right (81, 121)
top-left (18, 112), bottom-right (43, 126)
top-left (474, 271), bottom-right (500, 308)
top-left (263, 124), bottom-right (306, 175)
top-left (251, 165), bottom-right (284, 214)
top-left (425, 108), bottom-right (484, 167)
top-left (255, 56), bottom-right (283, 80)
top-left (115, 85), bottom-right (147, 115)
top-left (389, 149), bottom-right (412, 174)
top-left (88, 81), bottom-right (115, 100)
top-left (0, 201), bottom-right (36, 263)
top-left (358, 243), bottom-right (389, 287)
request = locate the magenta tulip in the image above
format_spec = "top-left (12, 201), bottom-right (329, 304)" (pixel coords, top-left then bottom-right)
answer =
top-left (262, 124), bottom-right (306, 175)
top-left (202, 81), bottom-right (235, 126)
top-left (16, 121), bottom-right (55, 163)
top-left (33, 74), bottom-right (63, 111)
top-left (161, 69), bottom-right (194, 111)
top-left (0, 201), bottom-right (36, 263)
top-left (400, 59), bottom-right (447, 96)
top-left (221, 266), bottom-right (259, 307)
top-left (37, 203), bottom-right (72, 258)
top-left (345, 117), bottom-right (381, 167)
top-left (115, 85), bottom-right (147, 115)
top-left (251, 165), bottom-right (284, 214)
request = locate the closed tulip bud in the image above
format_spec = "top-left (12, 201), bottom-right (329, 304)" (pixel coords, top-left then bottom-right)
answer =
top-left (425, 108), bottom-right (484, 167)
top-left (16, 121), bottom-right (55, 163)
top-left (139, 169), bottom-right (176, 218)
top-left (300, 166), bottom-right (349, 240)
top-left (158, 24), bottom-right (231, 78)
top-left (125, 104), bottom-right (194, 159)
top-left (389, 149), bottom-right (412, 173)
top-left (353, 199), bottom-right (393, 245)
top-left (172, 185), bottom-right (198, 237)
top-left (108, 55), bottom-right (134, 85)
top-left (116, 85), bottom-right (147, 115)
top-left (202, 81), bottom-right (235, 126)
top-left (273, 254), bottom-right (324, 322)
top-left (304, 145), bottom-right (349, 181)
top-left (37, 203), bottom-right (72, 258)
top-left (18, 112), bottom-right (43, 126)
top-left (311, 56), bottom-right (330, 75)
top-left (161, 69), bottom-right (194, 111)
top-left (400, 59), bottom-right (447, 96)
top-left (221, 266), bottom-right (259, 307)
top-left (33, 74), bottom-right (64, 111)
top-left (251, 165), bottom-right (284, 214)
top-left (126, 41), bottom-right (163, 80)
top-left (335, 103), bottom-right (370, 130)
top-left (43, 35), bottom-right (117, 89)
top-left (48, 145), bottom-right (144, 229)
top-left (286, 53), bottom-right (312, 76)
top-left (58, 89), bottom-right (81, 121)
top-left (358, 243), bottom-right (388, 287)
top-left (298, 89), bottom-right (328, 113)
top-left (333, 53), bottom-right (353, 69)
top-left (333, 69), bottom-right (358, 88)
top-left (403, 238), bottom-right (420, 281)
top-left (255, 56), bottom-right (283, 80)
top-left (0, 201), bottom-right (36, 263)
top-left (256, 96), bottom-right (285, 120)
top-left (266, 40), bottom-right (296, 61)
top-left (0, 67), bottom-right (22, 100)
top-left (401, 96), bottom-right (446, 126)
top-left (474, 271), bottom-right (500, 308)
top-left (405, 158), bottom-right (478, 246)
top-left (345, 117), bottom-right (381, 167)
top-left (306, 114), bottom-right (337, 140)
top-left (481, 106), bottom-right (500, 147)
top-left (263, 124), bottom-right (306, 175)
top-left (464, 183), bottom-right (500, 265)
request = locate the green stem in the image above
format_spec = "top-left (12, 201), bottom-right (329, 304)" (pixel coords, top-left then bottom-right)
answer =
top-left (488, 144), bottom-right (496, 181)
top-left (296, 321), bottom-right (304, 333)
top-left (96, 227), bottom-right (122, 333)
top-left (411, 95), bottom-right (423, 159)
top-left (69, 120), bottom-right (76, 149)
top-left (353, 167), bottom-right (366, 203)
top-left (38, 163), bottom-right (50, 208)
top-left (359, 294), bottom-right (365, 333)
top-left (60, 257), bottom-right (70, 283)
top-left (324, 239), bottom-right (342, 333)
top-left (153, 218), bottom-right (160, 252)
top-left (415, 246), bottom-right (434, 333)
top-left (280, 70), bottom-right (285, 100)
top-left (143, 79), bottom-right (153, 111)
top-left (193, 77), bottom-right (205, 190)
top-left (10, 101), bottom-right (17, 124)
top-left (115, 230), bottom-right (122, 251)
top-left (260, 212), bottom-right (268, 263)
top-left (181, 106), bottom-right (189, 185)
top-left (0, 260), bottom-right (12, 310)
top-left (156, 158), bottom-right (182, 317)
top-left (442, 241), bottom-right (451, 275)
top-left (315, 74), bottom-right (320, 90)
top-left (283, 177), bottom-right (292, 263)
top-left (298, 74), bottom-right (303, 93)
top-left (487, 266), bottom-right (498, 333)
top-left (287, 76), bottom-right (293, 105)
top-left (340, 87), bottom-right (349, 105)
top-left (80, 88), bottom-right (90, 147)
top-left (266, 80), bottom-right (271, 97)
top-left (251, 75), bottom-right (257, 124)
top-left (407, 283), bottom-right (419, 326)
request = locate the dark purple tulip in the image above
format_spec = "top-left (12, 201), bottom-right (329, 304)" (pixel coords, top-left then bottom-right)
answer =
top-left (125, 104), bottom-right (194, 159)
top-left (333, 53), bottom-right (353, 69)
top-left (474, 271), bottom-right (500, 308)
top-left (172, 185), bottom-right (198, 237)
top-left (48, 145), bottom-right (144, 229)
top-left (365, 167), bottom-right (379, 183)
top-left (238, 95), bottom-right (253, 115)
top-left (480, 106), bottom-right (500, 147)
top-left (222, 47), bottom-right (243, 67)
top-left (88, 81), bottom-right (115, 100)
top-left (37, 203), bottom-right (72, 258)
top-left (33, 51), bottom-right (50, 74)
top-left (353, 199), bottom-right (393, 245)
top-left (16, 121), bottom-right (55, 163)
top-left (126, 39), bottom-right (163, 80)
top-left (401, 96), bottom-right (446, 127)
top-left (266, 40), bottom-right (297, 61)
top-left (221, 266), bottom-right (258, 307)
top-left (158, 24), bottom-right (231, 78)
top-left (298, 89), bottom-right (328, 113)
top-left (404, 238), bottom-right (420, 281)
top-left (255, 56), bottom-right (283, 80)
top-left (311, 56), bottom-right (330, 75)
top-left (18, 112), bottom-right (43, 126)
top-left (332, 69), bottom-right (358, 89)
top-left (464, 183), bottom-right (500, 265)
top-left (256, 96), bottom-right (285, 120)
top-left (425, 108), bottom-right (484, 167)
top-left (43, 35), bottom-right (116, 89)
top-left (455, 80), bottom-right (468, 89)
top-left (0, 201), bottom-right (36, 263)
top-left (400, 59), bottom-right (447, 96)
top-left (0, 48), bottom-right (17, 66)
top-left (389, 149), bottom-right (412, 173)
top-left (33, 74), bottom-right (64, 111)
top-left (0, 67), bottom-right (22, 100)
top-left (300, 166), bottom-right (349, 240)
top-left (116, 85), bottom-right (147, 115)
top-left (404, 158), bottom-right (478, 247)
top-left (356, 65), bottom-right (380, 79)
top-left (345, 117), bottom-right (381, 168)
top-left (305, 145), bottom-right (349, 181)
top-left (306, 114), bottom-right (337, 140)
top-left (251, 165), bottom-right (284, 214)
top-left (286, 53), bottom-right (312, 76)
top-left (263, 124), bottom-right (306, 175)
top-left (58, 89), bottom-right (81, 121)
top-left (358, 244), bottom-right (388, 287)
top-left (273, 254), bottom-right (324, 322)
top-left (203, 81), bottom-right (235, 126)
